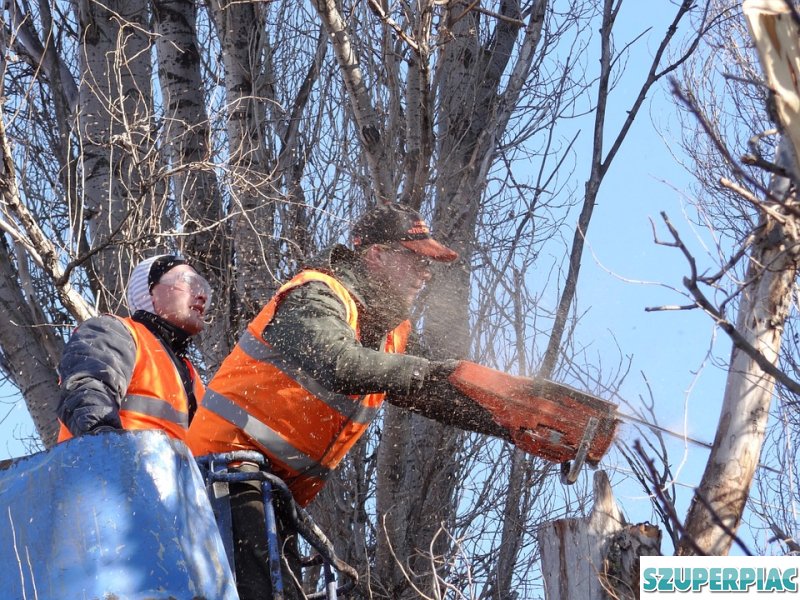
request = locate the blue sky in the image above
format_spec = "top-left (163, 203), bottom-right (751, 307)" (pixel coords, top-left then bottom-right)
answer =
top-left (1, 384), bottom-right (35, 458)
top-left (578, 103), bottom-right (731, 549)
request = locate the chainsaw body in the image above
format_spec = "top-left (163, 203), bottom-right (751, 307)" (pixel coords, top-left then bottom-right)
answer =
top-left (449, 361), bottom-right (619, 483)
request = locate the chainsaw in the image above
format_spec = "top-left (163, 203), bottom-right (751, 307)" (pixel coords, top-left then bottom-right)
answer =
top-left (448, 361), bottom-right (620, 484)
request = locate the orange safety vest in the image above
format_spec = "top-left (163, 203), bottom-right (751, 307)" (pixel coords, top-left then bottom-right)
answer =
top-left (187, 270), bottom-right (410, 506)
top-left (58, 316), bottom-right (204, 444)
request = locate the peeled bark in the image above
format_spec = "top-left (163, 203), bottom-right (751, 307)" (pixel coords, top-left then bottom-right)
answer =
top-left (743, 0), bottom-right (800, 180)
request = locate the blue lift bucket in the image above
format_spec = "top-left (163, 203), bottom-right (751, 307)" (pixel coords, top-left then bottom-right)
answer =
top-left (0, 430), bottom-right (238, 600)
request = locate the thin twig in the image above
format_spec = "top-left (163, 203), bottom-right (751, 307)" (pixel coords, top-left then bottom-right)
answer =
top-left (658, 213), bottom-right (800, 398)
top-left (472, 5), bottom-right (525, 27)
top-left (768, 522), bottom-right (800, 554)
top-left (634, 440), bottom-right (706, 556)
top-left (366, 0), bottom-right (419, 53)
top-left (719, 178), bottom-right (788, 224)
top-left (670, 78), bottom-right (774, 201)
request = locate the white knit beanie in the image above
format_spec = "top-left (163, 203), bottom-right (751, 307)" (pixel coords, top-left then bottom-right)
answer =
top-left (126, 254), bottom-right (185, 314)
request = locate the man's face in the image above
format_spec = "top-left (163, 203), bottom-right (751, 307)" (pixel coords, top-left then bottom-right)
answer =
top-left (368, 244), bottom-right (433, 313)
top-left (150, 264), bottom-right (211, 335)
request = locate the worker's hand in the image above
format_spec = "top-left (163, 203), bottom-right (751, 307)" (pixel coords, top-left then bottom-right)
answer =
top-left (90, 425), bottom-right (120, 434)
top-left (408, 360), bottom-right (460, 396)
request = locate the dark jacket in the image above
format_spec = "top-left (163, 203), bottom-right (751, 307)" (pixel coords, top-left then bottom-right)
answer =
top-left (57, 311), bottom-right (198, 436)
top-left (263, 245), bottom-right (427, 395)
top-left (263, 245), bottom-right (506, 438)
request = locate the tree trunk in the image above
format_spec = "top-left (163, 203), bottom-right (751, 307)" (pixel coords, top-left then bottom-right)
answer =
top-left (486, 449), bottom-right (534, 597)
top-left (0, 89), bottom-right (92, 447)
top-left (539, 471), bottom-right (662, 600)
top-left (678, 199), bottom-right (800, 555)
top-left (742, 0), bottom-right (800, 181)
top-left (76, 0), bottom-right (158, 311)
top-left (153, 0), bottom-right (230, 368)
top-left (210, 0), bottom-right (281, 331)
top-left (0, 237), bottom-right (62, 447)
top-left (678, 3), bottom-right (800, 554)
top-left (312, 0), bottom-right (396, 203)
top-left (373, 3), bottom-right (532, 596)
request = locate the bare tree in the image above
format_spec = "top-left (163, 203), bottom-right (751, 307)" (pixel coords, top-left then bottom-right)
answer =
top-left (309, 1), bottom-right (706, 596)
top-left (77, 0), bottom-right (165, 307)
top-left (644, 0), bottom-right (800, 556)
top-left (0, 1), bottom-right (329, 433)
top-left (152, 0), bottom-right (229, 367)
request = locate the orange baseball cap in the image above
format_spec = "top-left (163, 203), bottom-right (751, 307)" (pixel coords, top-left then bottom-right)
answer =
top-left (351, 203), bottom-right (458, 262)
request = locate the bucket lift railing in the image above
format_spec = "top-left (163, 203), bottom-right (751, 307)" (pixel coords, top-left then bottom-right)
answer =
top-left (197, 451), bottom-right (358, 600)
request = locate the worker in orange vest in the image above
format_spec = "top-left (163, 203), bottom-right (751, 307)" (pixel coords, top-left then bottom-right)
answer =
top-left (57, 254), bottom-right (211, 443)
top-left (188, 203), bottom-right (508, 600)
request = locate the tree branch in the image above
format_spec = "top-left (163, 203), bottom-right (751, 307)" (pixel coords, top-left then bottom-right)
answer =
top-left (634, 440), bottom-right (707, 556)
top-left (0, 107), bottom-right (94, 322)
top-left (659, 212), bottom-right (800, 398)
top-left (313, 0), bottom-right (395, 202)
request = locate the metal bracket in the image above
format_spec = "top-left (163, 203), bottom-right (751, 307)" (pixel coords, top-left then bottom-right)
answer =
top-left (560, 416), bottom-right (599, 485)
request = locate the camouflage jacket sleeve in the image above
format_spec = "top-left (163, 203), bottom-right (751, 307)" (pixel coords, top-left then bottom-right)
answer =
top-left (263, 282), bottom-right (507, 439)
top-left (262, 281), bottom-right (430, 396)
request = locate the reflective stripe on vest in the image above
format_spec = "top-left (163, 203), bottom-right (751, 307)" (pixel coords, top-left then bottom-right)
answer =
top-left (237, 331), bottom-right (378, 425)
top-left (120, 394), bottom-right (189, 429)
top-left (201, 388), bottom-right (331, 480)
top-left (190, 269), bottom-right (410, 498)
top-left (58, 316), bottom-right (201, 443)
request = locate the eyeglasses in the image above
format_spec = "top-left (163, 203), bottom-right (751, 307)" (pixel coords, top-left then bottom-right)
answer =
top-left (157, 271), bottom-right (213, 303)
top-left (390, 245), bottom-right (431, 269)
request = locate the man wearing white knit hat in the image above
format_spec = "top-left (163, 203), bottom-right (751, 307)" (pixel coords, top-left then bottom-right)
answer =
top-left (57, 254), bottom-right (212, 443)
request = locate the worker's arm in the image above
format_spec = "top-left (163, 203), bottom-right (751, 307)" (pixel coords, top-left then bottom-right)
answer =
top-left (263, 283), bottom-right (509, 440)
top-left (57, 316), bottom-right (137, 435)
top-left (264, 282), bottom-right (429, 396)
top-left (388, 361), bottom-right (511, 440)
